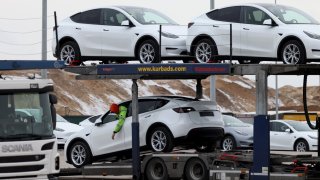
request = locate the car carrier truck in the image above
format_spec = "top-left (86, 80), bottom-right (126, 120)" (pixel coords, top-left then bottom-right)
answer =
top-left (0, 79), bottom-right (60, 179)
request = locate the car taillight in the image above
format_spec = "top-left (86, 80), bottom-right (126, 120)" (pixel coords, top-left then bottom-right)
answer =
top-left (173, 107), bottom-right (196, 113)
top-left (188, 22), bottom-right (194, 28)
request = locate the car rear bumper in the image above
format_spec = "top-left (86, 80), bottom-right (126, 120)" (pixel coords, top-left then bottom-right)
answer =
top-left (188, 127), bottom-right (224, 140)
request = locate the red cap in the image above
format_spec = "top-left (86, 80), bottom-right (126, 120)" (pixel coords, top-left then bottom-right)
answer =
top-left (110, 103), bottom-right (119, 114)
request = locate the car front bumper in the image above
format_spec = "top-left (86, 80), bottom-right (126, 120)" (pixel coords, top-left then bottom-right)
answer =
top-left (161, 37), bottom-right (187, 57)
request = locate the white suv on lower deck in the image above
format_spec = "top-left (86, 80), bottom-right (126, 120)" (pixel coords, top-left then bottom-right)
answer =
top-left (64, 96), bottom-right (224, 167)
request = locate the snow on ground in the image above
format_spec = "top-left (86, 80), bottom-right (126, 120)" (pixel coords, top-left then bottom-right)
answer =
top-left (112, 79), bottom-right (132, 95)
top-left (63, 91), bottom-right (93, 115)
top-left (222, 78), bottom-right (232, 83)
top-left (161, 84), bottom-right (182, 94)
top-left (137, 81), bottom-right (154, 96)
top-left (217, 88), bottom-right (232, 101)
top-left (234, 81), bottom-right (252, 89)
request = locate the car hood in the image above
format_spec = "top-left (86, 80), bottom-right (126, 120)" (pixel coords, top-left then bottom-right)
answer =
top-left (225, 125), bottom-right (253, 136)
top-left (285, 24), bottom-right (320, 34)
top-left (56, 122), bottom-right (84, 132)
top-left (144, 24), bottom-right (188, 36)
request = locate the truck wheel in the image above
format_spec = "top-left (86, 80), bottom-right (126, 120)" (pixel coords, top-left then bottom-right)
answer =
top-left (145, 158), bottom-right (168, 180)
top-left (184, 158), bottom-right (208, 180)
top-left (148, 127), bottom-right (174, 152)
top-left (68, 141), bottom-right (92, 168)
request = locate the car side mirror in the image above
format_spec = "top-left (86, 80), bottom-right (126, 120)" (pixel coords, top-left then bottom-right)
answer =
top-left (95, 119), bottom-right (103, 126)
top-left (121, 20), bottom-right (134, 27)
top-left (285, 129), bottom-right (291, 133)
top-left (121, 20), bottom-right (130, 26)
top-left (263, 19), bottom-right (277, 26)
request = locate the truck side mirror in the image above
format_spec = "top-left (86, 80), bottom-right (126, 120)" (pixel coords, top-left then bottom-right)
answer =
top-left (49, 94), bottom-right (57, 129)
top-left (49, 94), bottom-right (57, 104)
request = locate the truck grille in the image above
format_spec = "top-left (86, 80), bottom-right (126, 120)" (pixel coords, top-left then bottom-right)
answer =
top-left (0, 165), bottom-right (44, 173)
top-left (0, 155), bottom-right (45, 163)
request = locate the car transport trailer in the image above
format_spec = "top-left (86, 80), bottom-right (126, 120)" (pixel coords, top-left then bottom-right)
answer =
top-left (63, 63), bottom-right (320, 180)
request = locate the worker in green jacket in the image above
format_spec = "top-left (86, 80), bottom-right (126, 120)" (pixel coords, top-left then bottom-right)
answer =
top-left (110, 103), bottom-right (127, 140)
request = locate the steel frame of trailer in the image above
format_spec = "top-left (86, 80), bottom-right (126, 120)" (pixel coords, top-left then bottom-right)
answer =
top-left (64, 63), bottom-right (320, 180)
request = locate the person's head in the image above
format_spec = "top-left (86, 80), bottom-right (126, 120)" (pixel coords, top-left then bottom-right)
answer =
top-left (110, 103), bottom-right (119, 114)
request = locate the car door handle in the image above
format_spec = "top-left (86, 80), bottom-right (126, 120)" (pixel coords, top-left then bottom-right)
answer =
top-left (75, 27), bottom-right (81, 30)
top-left (243, 28), bottom-right (250, 30)
top-left (103, 29), bottom-right (109, 31)
top-left (212, 25), bottom-right (219, 28)
top-left (144, 115), bottom-right (151, 118)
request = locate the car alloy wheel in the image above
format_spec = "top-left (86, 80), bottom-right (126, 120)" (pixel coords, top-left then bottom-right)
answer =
top-left (151, 130), bottom-right (167, 152)
top-left (69, 141), bottom-right (92, 168)
top-left (71, 144), bottom-right (86, 166)
top-left (283, 44), bottom-right (300, 64)
top-left (222, 136), bottom-right (235, 151)
top-left (195, 42), bottom-right (212, 63)
top-left (59, 41), bottom-right (81, 66)
top-left (60, 45), bottom-right (76, 65)
top-left (295, 140), bottom-right (308, 152)
top-left (281, 40), bottom-right (305, 64)
top-left (140, 43), bottom-right (156, 63)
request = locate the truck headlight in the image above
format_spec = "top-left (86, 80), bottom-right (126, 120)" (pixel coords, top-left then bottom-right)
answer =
top-left (158, 31), bottom-right (179, 39)
top-left (304, 31), bottom-right (320, 40)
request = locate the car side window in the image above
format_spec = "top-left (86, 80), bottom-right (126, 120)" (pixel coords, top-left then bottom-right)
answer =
top-left (71, 9), bottom-right (101, 25)
top-left (102, 9), bottom-right (128, 26)
top-left (243, 6), bottom-right (271, 25)
top-left (101, 111), bottom-right (117, 124)
top-left (270, 122), bottom-right (289, 132)
top-left (206, 6), bottom-right (241, 23)
top-left (139, 99), bottom-right (159, 114)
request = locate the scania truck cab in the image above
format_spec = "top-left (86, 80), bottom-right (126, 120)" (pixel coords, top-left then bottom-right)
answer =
top-left (0, 79), bottom-right (59, 179)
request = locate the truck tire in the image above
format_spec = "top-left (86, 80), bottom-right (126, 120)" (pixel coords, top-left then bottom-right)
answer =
top-left (145, 158), bottom-right (168, 180)
top-left (184, 158), bottom-right (208, 180)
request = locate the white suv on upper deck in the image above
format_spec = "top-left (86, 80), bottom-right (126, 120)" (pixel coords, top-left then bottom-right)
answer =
top-left (187, 3), bottom-right (320, 64)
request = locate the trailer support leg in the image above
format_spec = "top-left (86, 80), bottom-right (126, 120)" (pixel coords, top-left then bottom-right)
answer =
top-left (251, 70), bottom-right (269, 180)
top-left (196, 79), bottom-right (203, 99)
top-left (132, 79), bottom-right (140, 180)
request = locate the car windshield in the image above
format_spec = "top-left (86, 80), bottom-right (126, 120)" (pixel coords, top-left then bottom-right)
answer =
top-left (120, 6), bottom-right (178, 25)
top-left (261, 4), bottom-right (319, 24)
top-left (223, 115), bottom-right (248, 127)
top-left (0, 93), bottom-right (53, 141)
top-left (56, 114), bottom-right (68, 122)
top-left (285, 121), bottom-right (313, 131)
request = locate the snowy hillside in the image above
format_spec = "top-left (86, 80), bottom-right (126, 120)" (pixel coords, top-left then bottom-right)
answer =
top-left (2, 69), bottom-right (319, 115)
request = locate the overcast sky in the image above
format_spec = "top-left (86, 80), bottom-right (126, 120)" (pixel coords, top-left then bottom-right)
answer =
top-left (0, 0), bottom-right (320, 88)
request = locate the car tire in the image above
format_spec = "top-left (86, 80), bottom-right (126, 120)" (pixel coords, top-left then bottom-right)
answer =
top-left (145, 158), bottom-right (168, 180)
top-left (238, 60), bottom-right (260, 64)
top-left (280, 40), bottom-right (306, 64)
top-left (148, 126), bottom-right (174, 152)
top-left (221, 136), bottom-right (236, 151)
top-left (68, 141), bottom-right (92, 168)
top-left (59, 41), bottom-right (82, 66)
top-left (193, 38), bottom-right (217, 63)
top-left (184, 158), bottom-right (208, 180)
top-left (194, 141), bottom-right (215, 153)
top-left (138, 40), bottom-right (160, 64)
top-left (294, 139), bottom-right (309, 152)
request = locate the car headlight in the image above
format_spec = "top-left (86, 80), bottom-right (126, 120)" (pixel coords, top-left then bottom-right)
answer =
top-left (308, 135), bottom-right (317, 139)
top-left (304, 31), bottom-right (320, 40)
top-left (158, 31), bottom-right (179, 39)
top-left (55, 128), bottom-right (65, 132)
top-left (235, 130), bottom-right (248, 136)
